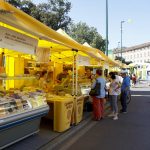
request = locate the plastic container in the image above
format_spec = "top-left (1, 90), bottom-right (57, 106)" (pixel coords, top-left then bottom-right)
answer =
top-left (47, 96), bottom-right (74, 132)
top-left (74, 96), bottom-right (84, 124)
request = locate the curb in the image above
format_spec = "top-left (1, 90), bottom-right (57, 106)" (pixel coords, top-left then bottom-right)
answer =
top-left (38, 103), bottom-right (111, 150)
top-left (132, 86), bottom-right (150, 88)
top-left (38, 116), bottom-right (92, 150)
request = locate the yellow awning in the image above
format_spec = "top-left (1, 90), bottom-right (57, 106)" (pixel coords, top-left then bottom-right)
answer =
top-left (0, 0), bottom-right (81, 49)
top-left (56, 28), bottom-right (104, 61)
top-left (0, 0), bottom-right (119, 66)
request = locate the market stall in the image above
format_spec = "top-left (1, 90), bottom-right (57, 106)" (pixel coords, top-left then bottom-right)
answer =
top-left (0, 23), bottom-right (50, 149)
top-left (0, 0), bottom-right (121, 137)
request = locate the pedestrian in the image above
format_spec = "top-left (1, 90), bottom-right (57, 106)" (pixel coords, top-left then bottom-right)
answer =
top-left (91, 69), bottom-right (106, 121)
top-left (108, 74), bottom-right (121, 120)
top-left (132, 74), bottom-right (137, 85)
top-left (120, 70), bottom-right (131, 113)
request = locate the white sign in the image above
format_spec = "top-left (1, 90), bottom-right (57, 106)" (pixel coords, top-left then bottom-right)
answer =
top-left (0, 26), bottom-right (38, 54)
top-left (77, 55), bottom-right (90, 66)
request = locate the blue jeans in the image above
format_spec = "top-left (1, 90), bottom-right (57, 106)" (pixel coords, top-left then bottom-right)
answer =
top-left (120, 90), bottom-right (128, 112)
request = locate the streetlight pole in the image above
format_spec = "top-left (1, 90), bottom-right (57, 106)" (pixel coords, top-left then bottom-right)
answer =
top-left (117, 41), bottom-right (120, 57)
top-left (105, 0), bottom-right (108, 56)
top-left (120, 21), bottom-right (125, 63)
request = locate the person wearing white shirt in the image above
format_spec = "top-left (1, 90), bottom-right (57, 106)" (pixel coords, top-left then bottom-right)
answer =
top-left (114, 72), bottom-right (123, 84)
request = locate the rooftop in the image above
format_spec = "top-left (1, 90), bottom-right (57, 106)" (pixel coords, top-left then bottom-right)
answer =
top-left (113, 42), bottom-right (150, 53)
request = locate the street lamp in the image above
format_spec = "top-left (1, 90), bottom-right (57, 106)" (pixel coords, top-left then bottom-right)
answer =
top-left (105, 0), bottom-right (108, 56)
top-left (120, 20), bottom-right (125, 63)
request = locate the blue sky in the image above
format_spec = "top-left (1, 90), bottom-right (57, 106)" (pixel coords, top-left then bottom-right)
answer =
top-left (32, 0), bottom-right (150, 49)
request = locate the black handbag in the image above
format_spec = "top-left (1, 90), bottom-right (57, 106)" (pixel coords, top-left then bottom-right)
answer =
top-left (89, 80), bottom-right (101, 96)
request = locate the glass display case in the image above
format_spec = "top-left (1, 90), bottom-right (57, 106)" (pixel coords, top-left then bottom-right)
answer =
top-left (0, 98), bottom-right (31, 118)
top-left (0, 90), bottom-right (47, 118)
top-left (0, 88), bottom-right (49, 149)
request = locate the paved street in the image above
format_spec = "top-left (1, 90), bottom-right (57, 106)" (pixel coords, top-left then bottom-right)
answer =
top-left (55, 88), bottom-right (150, 150)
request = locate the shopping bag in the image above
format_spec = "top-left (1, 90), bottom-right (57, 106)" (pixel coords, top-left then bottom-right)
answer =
top-left (89, 80), bottom-right (101, 96)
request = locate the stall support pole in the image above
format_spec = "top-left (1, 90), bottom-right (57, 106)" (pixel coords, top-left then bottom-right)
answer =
top-left (71, 49), bottom-right (78, 125)
top-left (72, 49), bottom-right (78, 96)
top-left (72, 51), bottom-right (75, 96)
top-left (75, 51), bottom-right (79, 125)
top-left (75, 53), bottom-right (78, 96)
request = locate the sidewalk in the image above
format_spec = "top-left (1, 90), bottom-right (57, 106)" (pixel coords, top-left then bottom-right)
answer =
top-left (131, 80), bottom-right (150, 88)
top-left (55, 89), bottom-right (150, 150)
top-left (39, 102), bottom-right (112, 150)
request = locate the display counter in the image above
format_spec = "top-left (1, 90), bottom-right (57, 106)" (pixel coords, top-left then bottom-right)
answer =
top-left (0, 90), bottom-right (49, 149)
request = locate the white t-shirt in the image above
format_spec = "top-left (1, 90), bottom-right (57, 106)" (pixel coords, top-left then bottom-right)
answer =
top-left (115, 75), bottom-right (123, 84)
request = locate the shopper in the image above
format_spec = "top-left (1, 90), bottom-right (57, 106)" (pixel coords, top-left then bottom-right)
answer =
top-left (132, 74), bottom-right (137, 86)
top-left (56, 68), bottom-right (69, 83)
top-left (91, 69), bottom-right (106, 121)
top-left (120, 70), bottom-right (130, 113)
top-left (108, 74), bottom-right (121, 120)
top-left (85, 69), bottom-right (92, 79)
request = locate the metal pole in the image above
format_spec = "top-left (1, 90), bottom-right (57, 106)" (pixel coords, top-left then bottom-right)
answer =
top-left (117, 42), bottom-right (120, 57)
top-left (105, 0), bottom-right (108, 56)
top-left (121, 21), bottom-right (122, 62)
top-left (120, 21), bottom-right (125, 63)
top-left (75, 53), bottom-right (78, 96)
top-left (72, 51), bottom-right (75, 96)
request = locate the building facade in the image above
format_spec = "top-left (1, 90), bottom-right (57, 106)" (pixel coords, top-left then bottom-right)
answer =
top-left (113, 42), bottom-right (150, 63)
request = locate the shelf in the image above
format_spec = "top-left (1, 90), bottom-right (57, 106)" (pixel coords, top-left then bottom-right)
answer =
top-left (0, 76), bottom-right (36, 80)
top-left (25, 67), bottom-right (35, 68)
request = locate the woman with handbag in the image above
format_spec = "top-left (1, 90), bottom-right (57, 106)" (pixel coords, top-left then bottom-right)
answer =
top-left (91, 69), bottom-right (106, 121)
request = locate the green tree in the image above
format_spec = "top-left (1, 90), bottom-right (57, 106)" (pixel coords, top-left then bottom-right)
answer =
top-left (7, 0), bottom-right (72, 30)
top-left (34, 0), bottom-right (72, 30)
top-left (67, 22), bottom-right (105, 52)
top-left (7, 0), bottom-right (22, 8)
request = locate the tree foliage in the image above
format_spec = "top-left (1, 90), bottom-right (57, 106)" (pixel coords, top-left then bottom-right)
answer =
top-left (7, 0), bottom-right (22, 8)
top-left (7, 0), bottom-right (72, 30)
top-left (67, 22), bottom-right (106, 52)
top-left (7, 0), bottom-right (105, 52)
